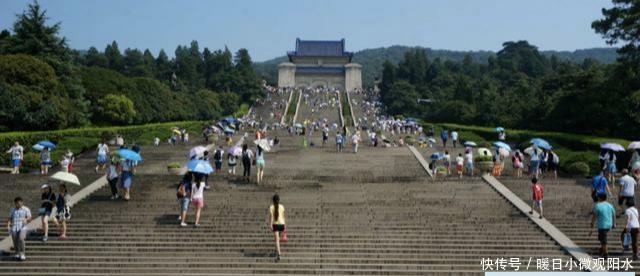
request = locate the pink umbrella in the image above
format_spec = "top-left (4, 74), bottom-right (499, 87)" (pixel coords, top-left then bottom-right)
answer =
top-left (229, 146), bottom-right (242, 156)
top-left (188, 146), bottom-right (207, 159)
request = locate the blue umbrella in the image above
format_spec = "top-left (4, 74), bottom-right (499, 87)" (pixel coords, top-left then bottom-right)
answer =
top-left (492, 141), bottom-right (511, 151)
top-left (37, 140), bottom-right (56, 150)
top-left (118, 149), bottom-right (142, 161)
top-left (430, 152), bottom-right (443, 160)
top-left (530, 138), bottom-right (552, 150)
top-left (224, 117), bottom-right (236, 124)
top-left (187, 159), bottom-right (213, 174)
top-left (494, 127), bottom-right (505, 133)
top-left (224, 127), bottom-right (235, 134)
top-left (294, 123), bottom-right (303, 128)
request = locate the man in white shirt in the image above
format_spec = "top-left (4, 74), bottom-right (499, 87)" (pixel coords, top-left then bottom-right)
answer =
top-left (623, 200), bottom-right (640, 260)
top-left (618, 169), bottom-right (638, 213)
top-left (95, 141), bottom-right (109, 173)
top-left (451, 131), bottom-right (459, 148)
top-left (6, 142), bottom-right (24, 174)
top-left (351, 132), bottom-right (360, 154)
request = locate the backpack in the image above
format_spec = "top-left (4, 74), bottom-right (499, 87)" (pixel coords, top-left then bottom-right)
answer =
top-left (242, 151), bottom-right (251, 163)
top-left (176, 183), bottom-right (186, 199)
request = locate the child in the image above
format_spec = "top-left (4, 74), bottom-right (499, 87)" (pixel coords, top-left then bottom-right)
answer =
top-left (455, 153), bottom-right (464, 178)
top-left (443, 151), bottom-right (451, 176)
top-left (228, 152), bottom-right (237, 175)
top-left (59, 155), bottom-right (70, 173)
top-left (106, 158), bottom-right (120, 200)
top-left (153, 137), bottom-right (160, 147)
top-left (529, 178), bottom-right (544, 219)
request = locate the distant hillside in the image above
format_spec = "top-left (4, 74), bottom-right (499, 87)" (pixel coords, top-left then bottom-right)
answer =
top-left (254, 46), bottom-right (618, 86)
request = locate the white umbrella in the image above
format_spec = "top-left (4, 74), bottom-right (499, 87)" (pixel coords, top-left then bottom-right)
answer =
top-left (253, 139), bottom-right (271, 152)
top-left (477, 147), bottom-right (493, 157)
top-left (627, 141), bottom-right (640, 150)
top-left (188, 146), bottom-right (207, 159)
top-left (498, 148), bottom-right (510, 157)
top-left (50, 171), bottom-right (81, 186)
top-left (524, 146), bottom-right (535, 155)
top-left (601, 143), bottom-right (625, 152)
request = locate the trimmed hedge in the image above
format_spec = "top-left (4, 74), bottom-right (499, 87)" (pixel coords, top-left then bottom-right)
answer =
top-left (285, 91), bottom-right (300, 124)
top-left (1, 121), bottom-right (205, 170)
top-left (429, 122), bottom-right (632, 176)
top-left (567, 162), bottom-right (590, 177)
top-left (340, 91), bottom-right (353, 127)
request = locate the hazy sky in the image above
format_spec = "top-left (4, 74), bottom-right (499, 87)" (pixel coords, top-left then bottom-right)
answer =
top-left (0, 0), bottom-right (615, 61)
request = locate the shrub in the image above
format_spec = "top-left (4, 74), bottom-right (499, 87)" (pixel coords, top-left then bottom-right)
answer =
top-left (95, 94), bottom-right (137, 125)
top-left (474, 155), bottom-right (493, 162)
top-left (20, 152), bottom-right (40, 173)
top-left (567, 162), bottom-right (590, 177)
top-left (167, 162), bottom-right (182, 169)
top-left (0, 121), bottom-right (204, 169)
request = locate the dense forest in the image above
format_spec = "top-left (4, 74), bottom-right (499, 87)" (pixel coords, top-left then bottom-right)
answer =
top-left (379, 0), bottom-right (640, 139)
top-left (253, 46), bottom-right (618, 86)
top-left (0, 2), bottom-right (263, 131)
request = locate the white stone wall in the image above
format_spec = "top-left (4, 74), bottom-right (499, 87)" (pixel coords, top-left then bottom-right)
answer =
top-left (278, 62), bottom-right (296, 87)
top-left (345, 63), bottom-right (362, 92)
top-left (295, 74), bottom-right (345, 90)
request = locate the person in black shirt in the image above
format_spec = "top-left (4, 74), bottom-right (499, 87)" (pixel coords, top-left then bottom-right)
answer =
top-left (39, 184), bottom-right (56, 242)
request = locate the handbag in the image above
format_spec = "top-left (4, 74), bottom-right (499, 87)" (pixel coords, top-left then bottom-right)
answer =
top-left (624, 231), bottom-right (631, 250)
top-left (280, 227), bottom-right (288, 243)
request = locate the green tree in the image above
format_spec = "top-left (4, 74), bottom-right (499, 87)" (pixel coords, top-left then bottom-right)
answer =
top-left (105, 41), bottom-right (124, 72)
top-left (95, 94), bottom-right (137, 124)
top-left (386, 80), bottom-right (418, 116)
top-left (8, 1), bottom-right (68, 58)
top-left (592, 0), bottom-right (640, 66)
top-left (84, 46), bottom-right (108, 67)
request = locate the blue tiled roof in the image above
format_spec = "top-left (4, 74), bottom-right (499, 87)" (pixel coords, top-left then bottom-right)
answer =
top-left (295, 67), bottom-right (345, 74)
top-left (288, 38), bottom-right (353, 59)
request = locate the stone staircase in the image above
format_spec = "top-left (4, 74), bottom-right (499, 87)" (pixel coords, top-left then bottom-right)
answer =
top-left (0, 127), bottom-right (575, 275)
top-left (501, 177), bottom-right (640, 273)
top-left (296, 91), bottom-right (341, 127)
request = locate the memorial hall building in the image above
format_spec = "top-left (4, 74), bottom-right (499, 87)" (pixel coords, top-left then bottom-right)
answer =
top-left (278, 38), bottom-right (362, 91)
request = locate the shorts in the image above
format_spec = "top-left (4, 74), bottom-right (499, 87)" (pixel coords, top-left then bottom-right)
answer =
top-left (214, 160), bottom-right (222, 170)
top-left (443, 161), bottom-right (450, 167)
top-left (192, 198), bottom-right (204, 208)
top-left (96, 154), bottom-right (107, 164)
top-left (548, 162), bottom-right (557, 171)
top-left (533, 200), bottom-right (542, 208)
top-left (607, 163), bottom-right (617, 174)
top-left (619, 196), bottom-right (634, 206)
top-left (456, 164), bottom-right (463, 172)
top-left (38, 208), bottom-right (52, 217)
top-left (272, 224), bottom-right (285, 232)
top-left (256, 159), bottom-right (265, 169)
top-left (530, 160), bottom-right (539, 171)
top-left (598, 229), bottom-right (610, 245)
top-left (120, 171), bottom-right (133, 189)
top-left (41, 161), bottom-right (52, 166)
top-left (228, 162), bottom-right (236, 167)
top-left (11, 159), bottom-right (20, 168)
top-left (465, 162), bottom-right (473, 171)
top-left (178, 198), bottom-right (190, 212)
